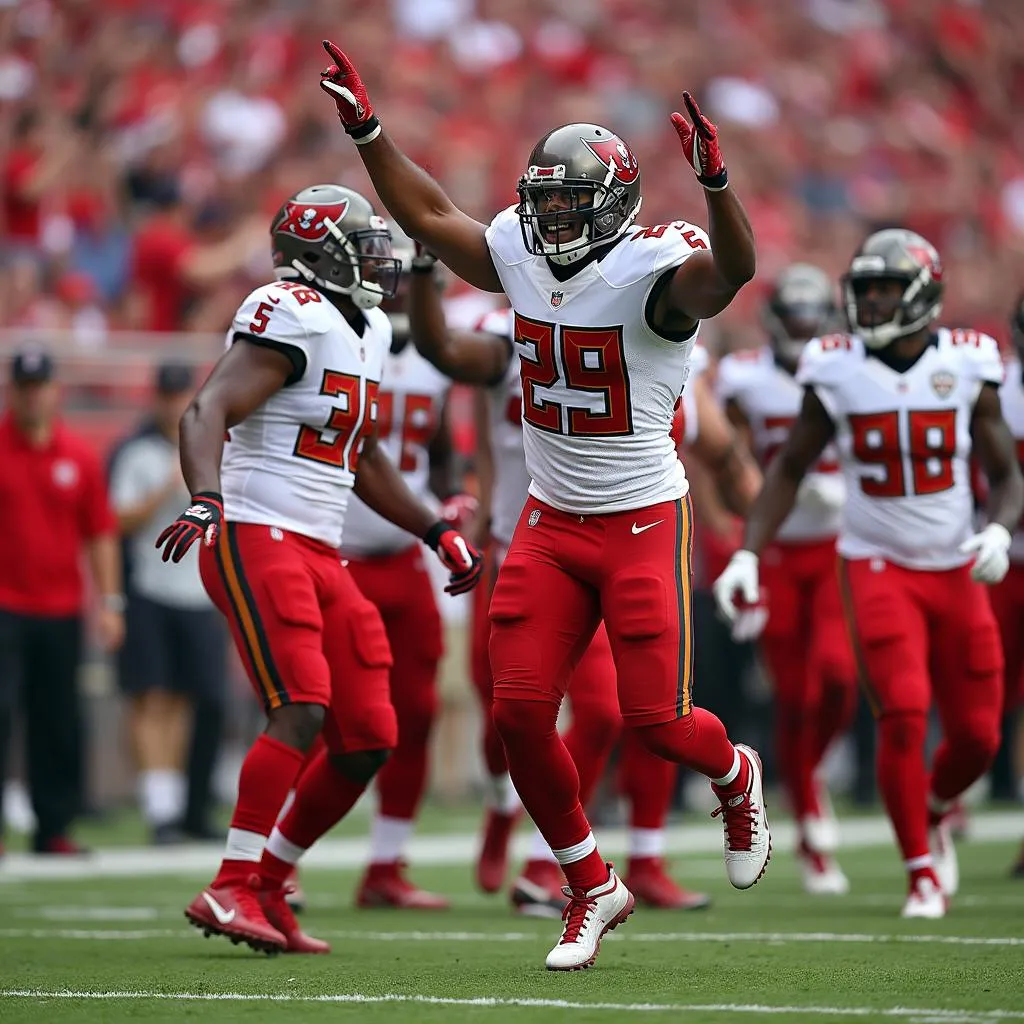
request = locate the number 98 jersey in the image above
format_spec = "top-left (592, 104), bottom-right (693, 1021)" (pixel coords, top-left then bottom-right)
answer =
top-left (485, 206), bottom-right (709, 515)
top-left (220, 281), bottom-right (389, 549)
top-left (797, 327), bottom-right (1004, 570)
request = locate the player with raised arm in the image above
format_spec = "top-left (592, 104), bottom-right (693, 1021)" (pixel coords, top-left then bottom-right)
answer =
top-left (155, 185), bottom-right (481, 955)
top-left (318, 41), bottom-right (768, 970)
top-left (717, 265), bottom-right (856, 896)
top-left (714, 230), bottom-right (1024, 918)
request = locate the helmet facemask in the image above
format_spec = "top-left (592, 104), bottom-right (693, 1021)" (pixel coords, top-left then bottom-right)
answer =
top-left (843, 265), bottom-right (942, 350)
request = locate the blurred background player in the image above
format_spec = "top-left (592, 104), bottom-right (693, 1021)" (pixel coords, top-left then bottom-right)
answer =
top-left (716, 229), bottom-right (1024, 919)
top-left (716, 264), bottom-right (857, 895)
top-left (341, 225), bottom-right (472, 909)
top-left (407, 252), bottom-right (761, 916)
top-left (155, 184), bottom-right (482, 955)
top-left (109, 362), bottom-right (228, 845)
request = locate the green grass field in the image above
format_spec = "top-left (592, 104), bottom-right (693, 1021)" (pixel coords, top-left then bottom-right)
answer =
top-left (1, 815), bottom-right (1023, 1023)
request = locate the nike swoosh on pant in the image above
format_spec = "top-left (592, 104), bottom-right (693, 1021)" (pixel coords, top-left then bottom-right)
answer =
top-left (631, 520), bottom-right (664, 535)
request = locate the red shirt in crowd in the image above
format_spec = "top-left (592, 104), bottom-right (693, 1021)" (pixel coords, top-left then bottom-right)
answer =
top-left (0, 414), bottom-right (117, 617)
top-left (3, 146), bottom-right (42, 242)
top-left (131, 214), bottom-right (195, 332)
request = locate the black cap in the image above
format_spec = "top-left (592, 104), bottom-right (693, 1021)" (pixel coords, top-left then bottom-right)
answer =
top-left (156, 362), bottom-right (195, 395)
top-left (11, 348), bottom-right (54, 385)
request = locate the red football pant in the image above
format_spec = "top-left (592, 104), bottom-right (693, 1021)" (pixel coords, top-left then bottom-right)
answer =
top-left (759, 538), bottom-right (857, 821)
top-left (470, 541), bottom-right (508, 777)
top-left (989, 563), bottom-right (1024, 712)
top-left (839, 557), bottom-right (1003, 863)
top-left (490, 496), bottom-right (737, 853)
top-left (345, 544), bottom-right (443, 822)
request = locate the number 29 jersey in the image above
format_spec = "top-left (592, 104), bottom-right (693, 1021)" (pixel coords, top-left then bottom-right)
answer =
top-left (796, 327), bottom-right (1004, 570)
top-left (484, 206), bottom-right (709, 515)
top-left (220, 281), bottom-right (389, 549)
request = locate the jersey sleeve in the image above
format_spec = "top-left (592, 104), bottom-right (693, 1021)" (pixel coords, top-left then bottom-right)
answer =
top-left (960, 331), bottom-right (1005, 388)
top-left (231, 284), bottom-right (325, 384)
top-left (715, 353), bottom-right (744, 402)
top-left (796, 334), bottom-right (856, 420)
top-left (651, 221), bottom-right (711, 278)
top-left (484, 206), bottom-right (529, 273)
top-left (475, 307), bottom-right (515, 340)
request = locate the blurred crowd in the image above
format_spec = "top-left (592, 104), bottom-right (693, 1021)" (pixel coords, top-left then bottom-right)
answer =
top-left (4, 0), bottom-right (1024, 348)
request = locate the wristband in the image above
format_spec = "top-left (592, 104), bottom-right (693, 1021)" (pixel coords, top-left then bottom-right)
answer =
top-left (103, 594), bottom-right (126, 613)
top-left (348, 116), bottom-right (382, 145)
top-left (422, 521), bottom-right (452, 551)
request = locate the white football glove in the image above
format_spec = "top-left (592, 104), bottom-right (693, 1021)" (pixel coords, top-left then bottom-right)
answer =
top-left (797, 474), bottom-right (845, 516)
top-left (712, 549), bottom-right (760, 622)
top-left (730, 603), bottom-right (769, 643)
top-left (958, 523), bottom-right (1012, 584)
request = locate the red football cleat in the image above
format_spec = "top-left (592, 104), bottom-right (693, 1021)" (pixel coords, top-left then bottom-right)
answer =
top-left (257, 885), bottom-right (330, 954)
top-left (510, 859), bottom-right (568, 918)
top-left (356, 861), bottom-right (450, 909)
top-left (624, 856), bottom-right (712, 910)
top-left (476, 809), bottom-right (520, 894)
top-left (185, 876), bottom-right (286, 954)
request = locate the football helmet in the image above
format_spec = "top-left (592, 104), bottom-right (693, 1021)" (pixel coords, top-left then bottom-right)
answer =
top-left (270, 184), bottom-right (400, 309)
top-left (516, 123), bottom-right (643, 266)
top-left (842, 228), bottom-right (944, 349)
top-left (763, 263), bottom-right (836, 366)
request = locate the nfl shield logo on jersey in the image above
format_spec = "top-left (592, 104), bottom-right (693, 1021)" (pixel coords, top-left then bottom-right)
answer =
top-left (528, 509), bottom-right (542, 527)
top-left (550, 290), bottom-right (563, 308)
top-left (931, 371), bottom-right (956, 398)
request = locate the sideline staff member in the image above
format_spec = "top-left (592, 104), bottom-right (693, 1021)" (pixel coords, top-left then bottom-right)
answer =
top-left (0, 349), bottom-right (124, 854)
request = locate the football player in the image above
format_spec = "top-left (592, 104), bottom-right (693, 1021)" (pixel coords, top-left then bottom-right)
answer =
top-left (319, 41), bottom-right (770, 970)
top-left (715, 230), bottom-right (1024, 918)
top-left (717, 264), bottom-right (857, 895)
top-left (155, 184), bottom-right (482, 954)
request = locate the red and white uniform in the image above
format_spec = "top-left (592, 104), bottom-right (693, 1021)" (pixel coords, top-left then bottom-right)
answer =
top-left (484, 206), bottom-right (710, 725)
top-left (200, 280), bottom-right (397, 753)
top-left (990, 355), bottom-right (1024, 708)
top-left (671, 344), bottom-right (709, 449)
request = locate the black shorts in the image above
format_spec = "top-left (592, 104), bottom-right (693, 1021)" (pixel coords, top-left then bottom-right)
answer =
top-left (118, 593), bottom-right (227, 701)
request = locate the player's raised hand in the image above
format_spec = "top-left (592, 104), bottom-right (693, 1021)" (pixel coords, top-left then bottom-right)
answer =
top-left (712, 549), bottom-right (760, 622)
top-left (156, 492), bottom-right (224, 563)
top-left (671, 92), bottom-right (728, 191)
top-left (423, 521), bottom-right (484, 596)
top-left (319, 40), bottom-right (381, 144)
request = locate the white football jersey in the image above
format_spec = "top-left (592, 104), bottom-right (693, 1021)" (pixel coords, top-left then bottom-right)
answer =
top-left (673, 343), bottom-right (709, 448)
top-left (797, 327), bottom-right (1004, 570)
top-left (485, 206), bottom-right (710, 515)
top-left (220, 281), bottom-right (389, 549)
top-left (999, 355), bottom-right (1024, 563)
top-left (718, 346), bottom-right (842, 542)
top-left (342, 342), bottom-right (451, 556)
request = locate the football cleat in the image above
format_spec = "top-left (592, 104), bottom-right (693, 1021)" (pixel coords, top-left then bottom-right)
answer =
top-left (185, 876), bottom-right (286, 954)
top-left (928, 814), bottom-right (959, 898)
top-left (356, 860), bottom-right (450, 910)
top-left (797, 841), bottom-right (849, 896)
top-left (283, 866), bottom-right (306, 913)
top-left (545, 866), bottom-right (635, 971)
top-left (800, 779), bottom-right (840, 855)
top-left (510, 860), bottom-right (568, 919)
top-left (476, 809), bottom-right (520, 894)
top-left (624, 857), bottom-right (711, 910)
top-left (901, 870), bottom-right (946, 919)
top-left (257, 885), bottom-right (329, 954)
top-left (711, 744), bottom-right (771, 889)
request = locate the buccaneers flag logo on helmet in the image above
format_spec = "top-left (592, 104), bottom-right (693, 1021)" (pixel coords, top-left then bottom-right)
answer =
top-left (582, 136), bottom-right (640, 185)
top-left (273, 199), bottom-right (350, 242)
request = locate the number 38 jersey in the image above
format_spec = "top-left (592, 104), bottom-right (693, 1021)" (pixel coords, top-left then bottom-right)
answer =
top-left (485, 205), bottom-right (709, 515)
top-left (797, 327), bottom-right (1004, 570)
top-left (220, 281), bottom-right (389, 549)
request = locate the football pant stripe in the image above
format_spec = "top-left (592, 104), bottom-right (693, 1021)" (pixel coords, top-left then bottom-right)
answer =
top-left (674, 495), bottom-right (695, 717)
top-left (836, 556), bottom-right (882, 717)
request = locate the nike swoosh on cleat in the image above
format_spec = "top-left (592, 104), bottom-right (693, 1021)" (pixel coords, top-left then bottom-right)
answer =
top-left (201, 892), bottom-right (236, 925)
top-left (631, 520), bottom-right (664, 535)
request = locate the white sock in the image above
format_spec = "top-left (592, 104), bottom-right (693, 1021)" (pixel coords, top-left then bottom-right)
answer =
top-left (276, 789), bottom-right (296, 825)
top-left (140, 769), bottom-right (185, 827)
top-left (484, 773), bottom-right (521, 815)
top-left (369, 815), bottom-right (414, 864)
top-left (264, 826), bottom-right (305, 865)
top-left (224, 827), bottom-right (266, 862)
top-left (628, 827), bottom-right (665, 858)
top-left (528, 826), bottom-right (559, 864)
top-left (905, 854), bottom-right (934, 872)
top-left (711, 748), bottom-right (742, 787)
top-left (552, 830), bottom-right (597, 867)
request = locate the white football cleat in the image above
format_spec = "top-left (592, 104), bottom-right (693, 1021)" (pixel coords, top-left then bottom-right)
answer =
top-left (800, 779), bottom-right (840, 854)
top-left (544, 866), bottom-right (634, 971)
top-left (797, 843), bottom-right (850, 896)
top-left (929, 817), bottom-right (959, 898)
top-left (901, 874), bottom-right (946, 919)
top-left (712, 744), bottom-right (771, 890)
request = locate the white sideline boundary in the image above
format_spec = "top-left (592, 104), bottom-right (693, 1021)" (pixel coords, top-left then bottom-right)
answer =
top-left (2, 990), bottom-right (1023, 1019)
top-left (0, 812), bottom-right (1021, 882)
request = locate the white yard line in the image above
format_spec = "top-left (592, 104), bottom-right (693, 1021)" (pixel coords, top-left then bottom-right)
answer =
top-left (0, 812), bottom-right (1021, 883)
top-left (1, 989), bottom-right (1023, 1019)
top-left (0, 928), bottom-right (1020, 947)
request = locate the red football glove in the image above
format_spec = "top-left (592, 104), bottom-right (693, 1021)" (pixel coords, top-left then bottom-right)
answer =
top-left (439, 493), bottom-right (479, 531)
top-left (423, 521), bottom-right (483, 596)
top-left (670, 92), bottom-right (728, 191)
top-left (155, 492), bottom-right (223, 564)
top-left (319, 40), bottom-right (381, 144)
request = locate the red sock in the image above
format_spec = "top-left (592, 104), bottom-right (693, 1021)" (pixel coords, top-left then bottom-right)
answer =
top-left (929, 717), bottom-right (1000, 804)
top-left (563, 704), bottom-right (620, 809)
top-left (876, 712), bottom-right (929, 861)
top-left (621, 729), bottom-right (676, 829)
top-left (775, 699), bottom-right (818, 819)
top-left (635, 708), bottom-right (738, 781)
top-left (813, 680), bottom-right (857, 766)
top-left (560, 848), bottom-right (609, 893)
top-left (214, 733), bottom-right (306, 887)
top-left (377, 721), bottom-right (432, 821)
